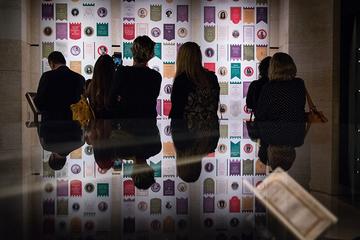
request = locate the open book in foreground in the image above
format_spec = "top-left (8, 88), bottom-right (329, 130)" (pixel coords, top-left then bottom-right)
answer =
top-left (244, 168), bottom-right (338, 240)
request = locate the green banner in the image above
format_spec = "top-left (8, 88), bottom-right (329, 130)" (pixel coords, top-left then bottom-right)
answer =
top-left (150, 161), bottom-right (162, 178)
top-left (56, 3), bottom-right (67, 21)
top-left (231, 63), bottom-right (241, 79)
top-left (150, 5), bottom-right (162, 21)
top-left (42, 42), bottom-right (54, 59)
top-left (230, 141), bottom-right (240, 157)
top-left (123, 42), bottom-right (133, 59)
top-left (244, 45), bottom-right (255, 61)
top-left (204, 26), bottom-right (215, 43)
top-left (154, 42), bottom-right (162, 59)
top-left (97, 23), bottom-right (109, 37)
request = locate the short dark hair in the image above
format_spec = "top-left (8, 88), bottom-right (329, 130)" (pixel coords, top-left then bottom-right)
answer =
top-left (48, 51), bottom-right (66, 65)
top-left (131, 36), bottom-right (155, 63)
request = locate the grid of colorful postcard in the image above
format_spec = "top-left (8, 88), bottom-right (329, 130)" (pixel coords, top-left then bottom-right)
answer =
top-left (200, 0), bottom-right (269, 237)
top-left (201, 0), bottom-right (269, 120)
top-left (40, 1), bottom-right (112, 78)
top-left (199, 119), bottom-right (268, 239)
top-left (120, 118), bottom-right (190, 239)
top-left (120, 0), bottom-right (192, 119)
top-left (41, 143), bottom-right (113, 238)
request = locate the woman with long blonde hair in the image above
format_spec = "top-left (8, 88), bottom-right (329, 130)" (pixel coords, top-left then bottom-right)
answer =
top-left (169, 42), bottom-right (220, 122)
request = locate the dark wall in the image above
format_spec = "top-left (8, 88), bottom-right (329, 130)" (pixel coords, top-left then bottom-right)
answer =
top-left (340, 0), bottom-right (360, 191)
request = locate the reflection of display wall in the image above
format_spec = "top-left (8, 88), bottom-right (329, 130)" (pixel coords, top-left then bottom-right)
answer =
top-left (42, 144), bottom-right (113, 238)
top-left (120, 0), bottom-right (192, 119)
top-left (39, 0), bottom-right (270, 237)
top-left (200, 1), bottom-right (269, 237)
top-left (121, 119), bottom-right (190, 238)
top-left (40, 1), bottom-right (112, 79)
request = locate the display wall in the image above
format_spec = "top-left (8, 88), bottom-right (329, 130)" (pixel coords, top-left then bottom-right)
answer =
top-left (39, 0), bottom-right (269, 238)
top-left (40, 1), bottom-right (112, 76)
top-left (119, 0), bottom-right (192, 118)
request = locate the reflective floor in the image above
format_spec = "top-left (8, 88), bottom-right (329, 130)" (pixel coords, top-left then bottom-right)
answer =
top-left (0, 118), bottom-right (359, 239)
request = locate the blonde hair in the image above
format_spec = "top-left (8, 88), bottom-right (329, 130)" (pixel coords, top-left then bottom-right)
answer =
top-left (175, 42), bottom-right (208, 86)
top-left (269, 52), bottom-right (297, 81)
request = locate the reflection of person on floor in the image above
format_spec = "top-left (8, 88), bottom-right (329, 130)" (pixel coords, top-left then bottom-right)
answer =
top-left (86, 119), bottom-right (115, 171)
top-left (38, 120), bottom-right (84, 170)
top-left (171, 117), bottom-right (219, 182)
top-left (115, 119), bottom-right (161, 189)
top-left (258, 142), bottom-right (297, 171)
top-left (87, 118), bottom-right (161, 189)
top-left (131, 156), bottom-right (156, 190)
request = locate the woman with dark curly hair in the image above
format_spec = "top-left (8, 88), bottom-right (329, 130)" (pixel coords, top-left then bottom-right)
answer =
top-left (110, 35), bottom-right (162, 118)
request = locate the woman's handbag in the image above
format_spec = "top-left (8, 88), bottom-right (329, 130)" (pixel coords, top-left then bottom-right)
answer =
top-left (305, 89), bottom-right (328, 134)
top-left (305, 89), bottom-right (328, 123)
top-left (70, 95), bottom-right (95, 126)
top-left (246, 112), bottom-right (260, 142)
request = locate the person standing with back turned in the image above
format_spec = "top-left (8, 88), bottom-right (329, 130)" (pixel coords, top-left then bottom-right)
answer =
top-left (169, 41), bottom-right (220, 122)
top-left (110, 36), bottom-right (162, 118)
top-left (34, 51), bottom-right (85, 121)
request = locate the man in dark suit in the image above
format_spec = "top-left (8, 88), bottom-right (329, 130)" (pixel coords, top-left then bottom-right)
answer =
top-left (34, 51), bottom-right (85, 121)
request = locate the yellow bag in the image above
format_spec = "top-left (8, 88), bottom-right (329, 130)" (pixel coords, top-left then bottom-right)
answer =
top-left (70, 95), bottom-right (94, 126)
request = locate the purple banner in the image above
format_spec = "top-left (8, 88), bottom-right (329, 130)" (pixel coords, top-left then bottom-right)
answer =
top-left (56, 23), bottom-right (68, 40)
top-left (230, 160), bottom-right (241, 176)
top-left (43, 200), bottom-right (55, 215)
top-left (57, 180), bottom-right (68, 197)
top-left (230, 44), bottom-right (241, 60)
top-left (204, 6), bottom-right (215, 24)
top-left (42, 3), bottom-right (54, 20)
top-left (243, 81), bottom-right (251, 97)
top-left (256, 7), bottom-right (268, 24)
top-left (177, 5), bottom-right (189, 22)
top-left (176, 198), bottom-right (188, 215)
top-left (163, 24), bottom-right (175, 41)
top-left (203, 197), bottom-right (215, 213)
top-left (163, 179), bottom-right (175, 196)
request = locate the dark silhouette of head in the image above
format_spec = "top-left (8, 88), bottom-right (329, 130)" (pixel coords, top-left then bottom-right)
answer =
top-left (176, 155), bottom-right (202, 183)
top-left (131, 160), bottom-right (156, 190)
top-left (267, 145), bottom-right (296, 171)
top-left (131, 35), bottom-right (155, 64)
top-left (48, 152), bottom-right (68, 170)
top-left (94, 146), bottom-right (115, 171)
top-left (48, 51), bottom-right (66, 69)
top-left (258, 56), bottom-right (271, 78)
